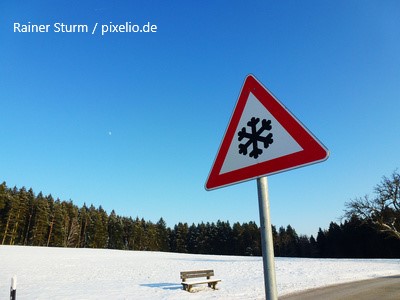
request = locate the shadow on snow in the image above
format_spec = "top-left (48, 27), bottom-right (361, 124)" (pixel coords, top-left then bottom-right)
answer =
top-left (140, 282), bottom-right (182, 291)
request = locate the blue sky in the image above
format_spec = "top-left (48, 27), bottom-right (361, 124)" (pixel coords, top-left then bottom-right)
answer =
top-left (1, 1), bottom-right (399, 236)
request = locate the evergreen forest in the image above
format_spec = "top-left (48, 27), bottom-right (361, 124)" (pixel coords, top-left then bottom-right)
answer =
top-left (1, 181), bottom-right (399, 258)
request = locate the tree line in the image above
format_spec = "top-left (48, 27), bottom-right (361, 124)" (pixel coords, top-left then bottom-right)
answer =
top-left (1, 174), bottom-right (399, 258)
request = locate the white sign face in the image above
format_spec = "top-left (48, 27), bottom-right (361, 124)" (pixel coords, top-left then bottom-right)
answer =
top-left (220, 92), bottom-right (303, 174)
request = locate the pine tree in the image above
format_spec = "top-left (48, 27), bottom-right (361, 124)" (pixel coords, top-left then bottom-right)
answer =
top-left (215, 220), bottom-right (233, 255)
top-left (232, 222), bottom-right (244, 255)
top-left (285, 225), bottom-right (299, 257)
top-left (0, 182), bottom-right (7, 211)
top-left (145, 221), bottom-right (158, 251)
top-left (30, 192), bottom-right (50, 246)
top-left (62, 201), bottom-right (80, 247)
top-left (78, 204), bottom-right (90, 248)
top-left (174, 222), bottom-right (188, 253)
top-left (271, 225), bottom-right (280, 256)
top-left (316, 228), bottom-right (327, 257)
top-left (22, 188), bottom-right (36, 245)
top-left (133, 217), bottom-right (146, 250)
top-left (205, 222), bottom-right (218, 254)
top-left (122, 216), bottom-right (135, 250)
top-left (298, 235), bottom-right (311, 257)
top-left (85, 205), bottom-right (97, 248)
top-left (242, 222), bottom-right (261, 256)
top-left (156, 217), bottom-right (170, 252)
top-left (108, 210), bottom-right (124, 249)
top-left (326, 222), bottom-right (343, 257)
top-left (46, 195), bottom-right (55, 246)
top-left (196, 222), bottom-right (208, 254)
top-left (1, 185), bottom-right (16, 245)
top-left (91, 206), bottom-right (108, 248)
top-left (0, 183), bottom-right (8, 243)
top-left (187, 223), bottom-right (199, 254)
top-left (11, 187), bottom-right (30, 245)
top-left (47, 199), bottom-right (66, 247)
top-left (309, 235), bottom-right (319, 257)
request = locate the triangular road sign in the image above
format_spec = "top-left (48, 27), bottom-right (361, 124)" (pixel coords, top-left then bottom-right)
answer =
top-left (205, 74), bottom-right (329, 190)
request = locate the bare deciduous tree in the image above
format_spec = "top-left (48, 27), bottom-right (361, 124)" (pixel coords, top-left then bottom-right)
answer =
top-left (344, 171), bottom-right (400, 239)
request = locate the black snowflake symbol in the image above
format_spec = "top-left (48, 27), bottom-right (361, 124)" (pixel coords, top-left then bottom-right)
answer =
top-left (238, 117), bottom-right (274, 159)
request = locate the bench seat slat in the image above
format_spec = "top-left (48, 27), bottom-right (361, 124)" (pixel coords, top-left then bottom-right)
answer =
top-left (182, 279), bottom-right (221, 285)
top-left (180, 270), bottom-right (214, 279)
top-left (181, 273), bottom-right (213, 279)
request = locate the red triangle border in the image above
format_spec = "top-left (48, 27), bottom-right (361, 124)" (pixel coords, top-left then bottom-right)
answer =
top-left (205, 75), bottom-right (329, 190)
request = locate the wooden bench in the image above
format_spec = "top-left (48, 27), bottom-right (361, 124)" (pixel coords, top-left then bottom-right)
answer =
top-left (180, 269), bottom-right (221, 292)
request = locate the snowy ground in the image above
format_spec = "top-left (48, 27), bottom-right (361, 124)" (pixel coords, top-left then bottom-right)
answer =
top-left (1, 246), bottom-right (399, 299)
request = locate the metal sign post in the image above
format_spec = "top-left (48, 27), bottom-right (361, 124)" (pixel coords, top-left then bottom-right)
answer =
top-left (257, 176), bottom-right (278, 300)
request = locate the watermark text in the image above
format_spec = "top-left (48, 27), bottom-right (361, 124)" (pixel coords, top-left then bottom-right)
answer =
top-left (13, 21), bottom-right (158, 36)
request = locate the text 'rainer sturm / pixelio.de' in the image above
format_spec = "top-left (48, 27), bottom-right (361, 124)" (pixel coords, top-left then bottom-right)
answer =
top-left (13, 22), bottom-right (158, 36)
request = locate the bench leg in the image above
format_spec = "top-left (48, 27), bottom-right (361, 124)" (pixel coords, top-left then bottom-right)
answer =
top-left (207, 282), bottom-right (217, 289)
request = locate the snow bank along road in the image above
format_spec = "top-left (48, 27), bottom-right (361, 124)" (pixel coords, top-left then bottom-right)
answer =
top-left (1, 246), bottom-right (399, 299)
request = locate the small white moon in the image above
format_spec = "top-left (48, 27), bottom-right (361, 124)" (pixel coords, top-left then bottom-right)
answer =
top-left (108, 131), bottom-right (112, 136)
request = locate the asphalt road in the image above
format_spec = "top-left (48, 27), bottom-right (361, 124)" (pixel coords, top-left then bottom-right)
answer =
top-left (280, 275), bottom-right (400, 300)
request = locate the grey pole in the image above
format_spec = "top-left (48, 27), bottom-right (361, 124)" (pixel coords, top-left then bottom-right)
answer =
top-left (10, 275), bottom-right (17, 300)
top-left (257, 176), bottom-right (278, 300)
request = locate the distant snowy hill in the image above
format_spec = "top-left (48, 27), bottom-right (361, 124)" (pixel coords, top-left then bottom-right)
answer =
top-left (1, 246), bottom-right (399, 299)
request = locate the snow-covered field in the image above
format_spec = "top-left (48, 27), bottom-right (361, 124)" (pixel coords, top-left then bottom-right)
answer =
top-left (1, 246), bottom-right (399, 299)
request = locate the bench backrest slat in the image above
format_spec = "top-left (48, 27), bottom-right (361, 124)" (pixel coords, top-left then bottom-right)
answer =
top-left (180, 270), bottom-right (214, 280)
